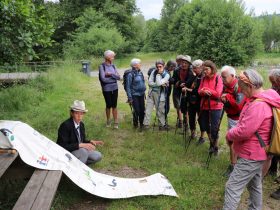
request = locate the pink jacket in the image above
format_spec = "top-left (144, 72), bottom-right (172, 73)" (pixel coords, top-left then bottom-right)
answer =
top-left (226, 89), bottom-right (280, 161)
top-left (198, 73), bottom-right (224, 110)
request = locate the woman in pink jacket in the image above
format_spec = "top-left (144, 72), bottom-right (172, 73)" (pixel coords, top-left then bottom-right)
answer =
top-left (223, 69), bottom-right (280, 210)
top-left (198, 60), bottom-right (223, 155)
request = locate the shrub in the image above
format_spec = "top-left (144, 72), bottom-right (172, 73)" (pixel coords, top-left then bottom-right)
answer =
top-left (64, 27), bottom-right (126, 59)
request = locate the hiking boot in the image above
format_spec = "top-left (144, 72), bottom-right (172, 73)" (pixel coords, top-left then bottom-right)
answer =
top-left (274, 176), bottom-right (280, 184)
top-left (196, 137), bottom-right (206, 145)
top-left (143, 125), bottom-right (150, 131)
top-left (159, 125), bottom-right (168, 131)
top-left (139, 124), bottom-right (144, 132)
top-left (113, 123), bottom-right (119, 129)
top-left (190, 131), bottom-right (197, 139)
top-left (223, 164), bottom-right (234, 177)
top-left (106, 121), bottom-right (111, 128)
top-left (177, 120), bottom-right (182, 128)
top-left (271, 188), bottom-right (280, 200)
top-left (209, 146), bottom-right (218, 156)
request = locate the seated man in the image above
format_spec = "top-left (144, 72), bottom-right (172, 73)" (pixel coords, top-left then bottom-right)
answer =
top-left (57, 100), bottom-right (103, 165)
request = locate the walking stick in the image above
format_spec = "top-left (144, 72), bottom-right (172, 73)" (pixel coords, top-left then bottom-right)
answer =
top-left (181, 92), bottom-right (188, 150)
top-left (205, 99), bottom-right (225, 169)
top-left (175, 92), bottom-right (182, 135)
top-left (129, 103), bottom-right (135, 125)
top-left (163, 86), bottom-right (169, 138)
top-left (206, 96), bottom-right (213, 169)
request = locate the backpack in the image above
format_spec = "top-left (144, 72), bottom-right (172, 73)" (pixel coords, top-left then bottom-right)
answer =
top-left (255, 99), bottom-right (280, 156)
top-left (122, 69), bottom-right (144, 92)
top-left (98, 63), bottom-right (117, 86)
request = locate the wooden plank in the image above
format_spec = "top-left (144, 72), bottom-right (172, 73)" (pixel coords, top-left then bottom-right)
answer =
top-left (13, 170), bottom-right (48, 210)
top-left (0, 152), bottom-right (18, 178)
top-left (31, 170), bottom-right (63, 210)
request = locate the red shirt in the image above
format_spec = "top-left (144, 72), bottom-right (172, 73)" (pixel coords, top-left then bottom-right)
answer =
top-left (223, 78), bottom-right (247, 120)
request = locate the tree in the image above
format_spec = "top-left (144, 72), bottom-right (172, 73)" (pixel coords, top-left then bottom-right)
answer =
top-left (0, 0), bottom-right (54, 65)
top-left (260, 14), bottom-right (280, 52)
top-left (64, 27), bottom-right (125, 59)
top-left (170, 0), bottom-right (262, 66)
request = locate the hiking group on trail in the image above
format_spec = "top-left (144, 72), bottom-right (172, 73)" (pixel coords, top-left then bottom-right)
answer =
top-left (59, 49), bottom-right (280, 209)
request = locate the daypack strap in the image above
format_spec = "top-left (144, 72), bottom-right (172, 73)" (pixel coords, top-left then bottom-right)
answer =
top-left (255, 131), bottom-right (266, 148)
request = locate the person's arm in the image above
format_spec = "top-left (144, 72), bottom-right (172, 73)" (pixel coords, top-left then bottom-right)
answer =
top-left (226, 101), bottom-right (268, 142)
top-left (111, 65), bottom-right (120, 80)
top-left (57, 124), bottom-right (79, 152)
top-left (126, 72), bottom-right (133, 101)
top-left (156, 72), bottom-right (170, 86)
top-left (224, 91), bottom-right (246, 112)
top-left (99, 65), bottom-right (117, 84)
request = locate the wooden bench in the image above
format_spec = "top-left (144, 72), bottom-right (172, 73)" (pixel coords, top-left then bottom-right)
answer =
top-left (0, 151), bottom-right (62, 210)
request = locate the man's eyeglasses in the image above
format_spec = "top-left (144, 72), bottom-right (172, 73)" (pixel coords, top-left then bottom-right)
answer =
top-left (156, 65), bottom-right (164, 69)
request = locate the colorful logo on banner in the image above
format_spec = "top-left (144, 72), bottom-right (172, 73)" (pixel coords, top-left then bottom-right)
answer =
top-left (0, 128), bottom-right (15, 141)
top-left (37, 155), bottom-right (49, 166)
top-left (83, 169), bottom-right (96, 186)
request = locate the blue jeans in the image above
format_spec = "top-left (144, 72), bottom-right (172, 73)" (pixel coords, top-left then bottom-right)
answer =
top-left (72, 148), bottom-right (102, 165)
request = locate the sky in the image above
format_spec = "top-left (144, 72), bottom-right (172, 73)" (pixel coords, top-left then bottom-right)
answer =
top-left (136, 0), bottom-right (280, 20)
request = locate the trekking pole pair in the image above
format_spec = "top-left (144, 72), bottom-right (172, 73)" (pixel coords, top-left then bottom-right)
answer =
top-left (205, 97), bottom-right (225, 169)
top-left (175, 92), bottom-right (183, 135)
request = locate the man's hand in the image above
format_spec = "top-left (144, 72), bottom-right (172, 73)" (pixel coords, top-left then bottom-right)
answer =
top-left (127, 99), bottom-right (133, 105)
top-left (180, 82), bottom-right (186, 88)
top-left (79, 143), bottom-right (95, 151)
top-left (221, 94), bottom-right (227, 103)
top-left (105, 72), bottom-right (112, 77)
top-left (90, 140), bottom-right (104, 146)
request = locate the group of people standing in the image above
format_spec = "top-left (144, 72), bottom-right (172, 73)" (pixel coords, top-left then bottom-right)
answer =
top-left (57, 49), bottom-right (280, 209)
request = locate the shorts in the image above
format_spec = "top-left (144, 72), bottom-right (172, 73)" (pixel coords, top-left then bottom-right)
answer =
top-left (102, 89), bottom-right (118, 108)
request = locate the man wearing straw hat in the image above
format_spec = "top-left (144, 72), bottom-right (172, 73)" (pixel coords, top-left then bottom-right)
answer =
top-left (57, 100), bottom-right (103, 165)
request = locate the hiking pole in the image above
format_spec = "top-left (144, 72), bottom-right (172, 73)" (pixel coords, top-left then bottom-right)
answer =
top-left (163, 86), bottom-right (169, 138)
top-left (175, 92), bottom-right (183, 135)
top-left (129, 103), bottom-right (135, 126)
top-left (181, 92), bottom-right (188, 150)
top-left (206, 96), bottom-right (213, 169)
top-left (153, 88), bottom-right (163, 131)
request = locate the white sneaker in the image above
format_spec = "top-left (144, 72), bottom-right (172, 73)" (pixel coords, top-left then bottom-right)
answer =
top-left (113, 123), bottom-right (119, 129)
top-left (106, 121), bottom-right (111, 128)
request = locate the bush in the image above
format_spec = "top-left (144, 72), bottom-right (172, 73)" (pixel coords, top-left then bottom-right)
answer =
top-left (64, 26), bottom-right (126, 59)
top-left (170, 0), bottom-right (263, 66)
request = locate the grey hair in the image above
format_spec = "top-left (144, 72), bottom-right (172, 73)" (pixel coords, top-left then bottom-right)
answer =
top-left (192, 59), bottom-right (203, 68)
top-left (104, 50), bottom-right (115, 58)
top-left (244, 69), bottom-right (263, 89)
top-left (130, 58), bottom-right (141, 67)
top-left (221, 65), bottom-right (236, 77)
top-left (269, 69), bottom-right (280, 79)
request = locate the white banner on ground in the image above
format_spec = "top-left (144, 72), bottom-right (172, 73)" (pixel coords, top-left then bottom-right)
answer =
top-left (0, 120), bottom-right (178, 199)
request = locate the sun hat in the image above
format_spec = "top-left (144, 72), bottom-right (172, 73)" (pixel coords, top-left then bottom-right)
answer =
top-left (70, 100), bottom-right (88, 113)
top-left (181, 55), bottom-right (192, 64)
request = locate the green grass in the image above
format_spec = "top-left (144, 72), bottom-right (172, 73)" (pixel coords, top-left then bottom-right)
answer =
top-left (0, 53), bottom-right (279, 209)
top-left (254, 52), bottom-right (280, 66)
top-left (89, 52), bottom-right (177, 70)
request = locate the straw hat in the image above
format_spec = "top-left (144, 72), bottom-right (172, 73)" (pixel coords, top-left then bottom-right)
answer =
top-left (70, 100), bottom-right (88, 112)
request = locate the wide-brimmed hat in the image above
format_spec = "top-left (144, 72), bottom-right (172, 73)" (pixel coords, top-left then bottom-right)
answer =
top-left (181, 55), bottom-right (192, 64)
top-left (70, 100), bottom-right (88, 113)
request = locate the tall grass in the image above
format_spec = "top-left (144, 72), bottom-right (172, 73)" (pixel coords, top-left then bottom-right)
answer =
top-left (0, 53), bottom-right (279, 210)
